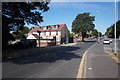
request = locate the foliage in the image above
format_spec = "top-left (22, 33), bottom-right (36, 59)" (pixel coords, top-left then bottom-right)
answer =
top-left (92, 29), bottom-right (98, 37)
top-left (70, 33), bottom-right (73, 38)
top-left (105, 20), bottom-right (120, 38)
top-left (72, 13), bottom-right (95, 41)
top-left (2, 1), bottom-right (50, 50)
top-left (12, 26), bottom-right (30, 40)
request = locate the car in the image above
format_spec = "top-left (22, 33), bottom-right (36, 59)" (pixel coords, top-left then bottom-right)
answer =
top-left (13, 42), bottom-right (25, 49)
top-left (103, 39), bottom-right (110, 44)
top-left (109, 39), bottom-right (113, 43)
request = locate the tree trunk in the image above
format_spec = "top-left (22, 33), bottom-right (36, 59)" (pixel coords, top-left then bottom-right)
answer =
top-left (81, 32), bottom-right (85, 41)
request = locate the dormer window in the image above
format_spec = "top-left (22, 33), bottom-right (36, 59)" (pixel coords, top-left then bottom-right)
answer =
top-left (46, 26), bottom-right (48, 29)
top-left (56, 25), bottom-right (59, 28)
top-left (43, 26), bottom-right (47, 30)
top-left (53, 25), bottom-right (59, 29)
top-left (53, 25), bottom-right (56, 29)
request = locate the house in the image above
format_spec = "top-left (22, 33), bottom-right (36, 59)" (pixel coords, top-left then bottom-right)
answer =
top-left (73, 32), bottom-right (93, 42)
top-left (27, 24), bottom-right (70, 47)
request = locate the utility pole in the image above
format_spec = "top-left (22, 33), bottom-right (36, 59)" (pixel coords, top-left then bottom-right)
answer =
top-left (96, 11), bottom-right (100, 43)
top-left (114, 0), bottom-right (117, 55)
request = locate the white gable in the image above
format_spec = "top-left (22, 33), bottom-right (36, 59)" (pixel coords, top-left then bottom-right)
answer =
top-left (26, 34), bottom-right (37, 39)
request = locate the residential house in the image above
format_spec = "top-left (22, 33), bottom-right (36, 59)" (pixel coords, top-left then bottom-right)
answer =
top-left (73, 32), bottom-right (93, 42)
top-left (27, 24), bottom-right (70, 47)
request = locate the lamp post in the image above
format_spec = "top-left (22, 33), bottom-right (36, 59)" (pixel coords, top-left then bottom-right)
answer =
top-left (37, 30), bottom-right (41, 47)
top-left (96, 11), bottom-right (100, 43)
top-left (114, 0), bottom-right (117, 55)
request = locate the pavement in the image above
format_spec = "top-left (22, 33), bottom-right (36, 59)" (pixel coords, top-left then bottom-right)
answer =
top-left (84, 41), bottom-right (119, 78)
top-left (2, 41), bottom-right (96, 79)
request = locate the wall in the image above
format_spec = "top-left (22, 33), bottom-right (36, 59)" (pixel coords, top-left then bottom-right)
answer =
top-left (61, 25), bottom-right (70, 44)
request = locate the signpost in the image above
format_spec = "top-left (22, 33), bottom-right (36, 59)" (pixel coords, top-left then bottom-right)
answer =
top-left (37, 31), bottom-right (41, 47)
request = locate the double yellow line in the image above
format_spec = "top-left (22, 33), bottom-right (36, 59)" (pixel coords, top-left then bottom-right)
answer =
top-left (77, 43), bottom-right (97, 79)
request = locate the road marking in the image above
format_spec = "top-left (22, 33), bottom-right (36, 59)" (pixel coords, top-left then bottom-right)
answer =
top-left (76, 43), bottom-right (97, 79)
top-left (88, 68), bottom-right (92, 70)
top-left (48, 66), bottom-right (53, 69)
top-left (24, 74), bottom-right (38, 80)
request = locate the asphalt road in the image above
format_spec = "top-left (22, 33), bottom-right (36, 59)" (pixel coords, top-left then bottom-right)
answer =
top-left (2, 41), bottom-right (96, 79)
top-left (103, 38), bottom-right (119, 51)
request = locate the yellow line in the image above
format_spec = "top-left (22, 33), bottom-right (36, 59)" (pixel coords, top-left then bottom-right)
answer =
top-left (24, 74), bottom-right (38, 80)
top-left (76, 43), bottom-right (97, 79)
top-left (76, 50), bottom-right (88, 79)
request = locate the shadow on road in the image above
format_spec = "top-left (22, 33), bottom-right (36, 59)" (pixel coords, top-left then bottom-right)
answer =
top-left (3, 46), bottom-right (81, 64)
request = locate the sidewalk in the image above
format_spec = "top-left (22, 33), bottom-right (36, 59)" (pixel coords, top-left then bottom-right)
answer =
top-left (84, 42), bottom-right (119, 78)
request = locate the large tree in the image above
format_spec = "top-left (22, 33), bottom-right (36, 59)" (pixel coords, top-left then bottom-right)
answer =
top-left (2, 1), bottom-right (50, 50)
top-left (72, 13), bottom-right (95, 41)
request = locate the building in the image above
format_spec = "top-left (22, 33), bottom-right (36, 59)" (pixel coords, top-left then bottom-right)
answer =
top-left (27, 24), bottom-right (70, 47)
top-left (73, 32), bottom-right (93, 42)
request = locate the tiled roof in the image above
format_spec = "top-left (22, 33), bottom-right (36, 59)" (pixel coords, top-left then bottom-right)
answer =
top-left (32, 34), bottom-right (39, 39)
top-left (29, 24), bottom-right (66, 33)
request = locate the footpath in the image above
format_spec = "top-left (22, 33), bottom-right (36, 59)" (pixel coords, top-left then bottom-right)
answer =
top-left (83, 42), bottom-right (119, 79)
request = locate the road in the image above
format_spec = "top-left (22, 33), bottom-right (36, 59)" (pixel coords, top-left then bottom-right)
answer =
top-left (2, 41), bottom-right (96, 79)
top-left (103, 38), bottom-right (119, 52)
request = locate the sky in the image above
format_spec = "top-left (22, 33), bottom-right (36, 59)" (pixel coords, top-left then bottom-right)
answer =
top-left (25, 2), bottom-right (119, 34)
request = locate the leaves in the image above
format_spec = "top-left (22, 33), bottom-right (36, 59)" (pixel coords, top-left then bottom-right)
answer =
top-left (92, 29), bottom-right (98, 37)
top-left (72, 12), bottom-right (95, 38)
top-left (2, 2), bottom-right (50, 50)
top-left (105, 20), bottom-right (120, 38)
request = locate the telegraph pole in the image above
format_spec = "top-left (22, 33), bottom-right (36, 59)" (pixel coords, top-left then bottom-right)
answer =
top-left (114, 0), bottom-right (117, 55)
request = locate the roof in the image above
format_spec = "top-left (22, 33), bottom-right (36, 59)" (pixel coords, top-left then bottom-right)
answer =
top-left (32, 34), bottom-right (39, 39)
top-left (29, 24), bottom-right (66, 33)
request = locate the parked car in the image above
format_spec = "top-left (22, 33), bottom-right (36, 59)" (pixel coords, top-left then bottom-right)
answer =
top-left (13, 42), bottom-right (25, 49)
top-left (25, 40), bottom-right (37, 48)
top-left (109, 39), bottom-right (113, 43)
top-left (103, 39), bottom-right (110, 44)
top-left (12, 40), bottom-right (37, 49)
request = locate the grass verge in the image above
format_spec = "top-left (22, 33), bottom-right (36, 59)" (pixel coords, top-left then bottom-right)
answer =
top-left (104, 50), bottom-right (120, 63)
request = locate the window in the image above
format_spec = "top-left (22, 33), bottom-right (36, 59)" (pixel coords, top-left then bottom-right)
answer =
top-left (49, 32), bottom-right (51, 35)
top-left (47, 26), bottom-right (48, 29)
top-left (53, 25), bottom-right (56, 29)
top-left (43, 32), bottom-right (46, 36)
top-left (56, 31), bottom-right (58, 35)
top-left (56, 25), bottom-right (59, 28)
top-left (43, 26), bottom-right (46, 30)
top-left (53, 25), bottom-right (59, 29)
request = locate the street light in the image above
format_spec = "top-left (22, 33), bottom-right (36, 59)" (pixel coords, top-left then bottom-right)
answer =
top-left (37, 30), bottom-right (41, 47)
top-left (114, 0), bottom-right (117, 55)
top-left (96, 11), bottom-right (100, 43)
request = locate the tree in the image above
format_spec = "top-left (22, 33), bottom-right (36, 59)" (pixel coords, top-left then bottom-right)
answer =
top-left (99, 32), bottom-right (102, 38)
top-left (12, 26), bottom-right (30, 40)
top-left (72, 13), bottom-right (95, 41)
top-left (2, 1), bottom-right (50, 50)
top-left (70, 33), bottom-right (73, 38)
top-left (105, 20), bottom-right (120, 38)
top-left (92, 29), bottom-right (98, 37)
